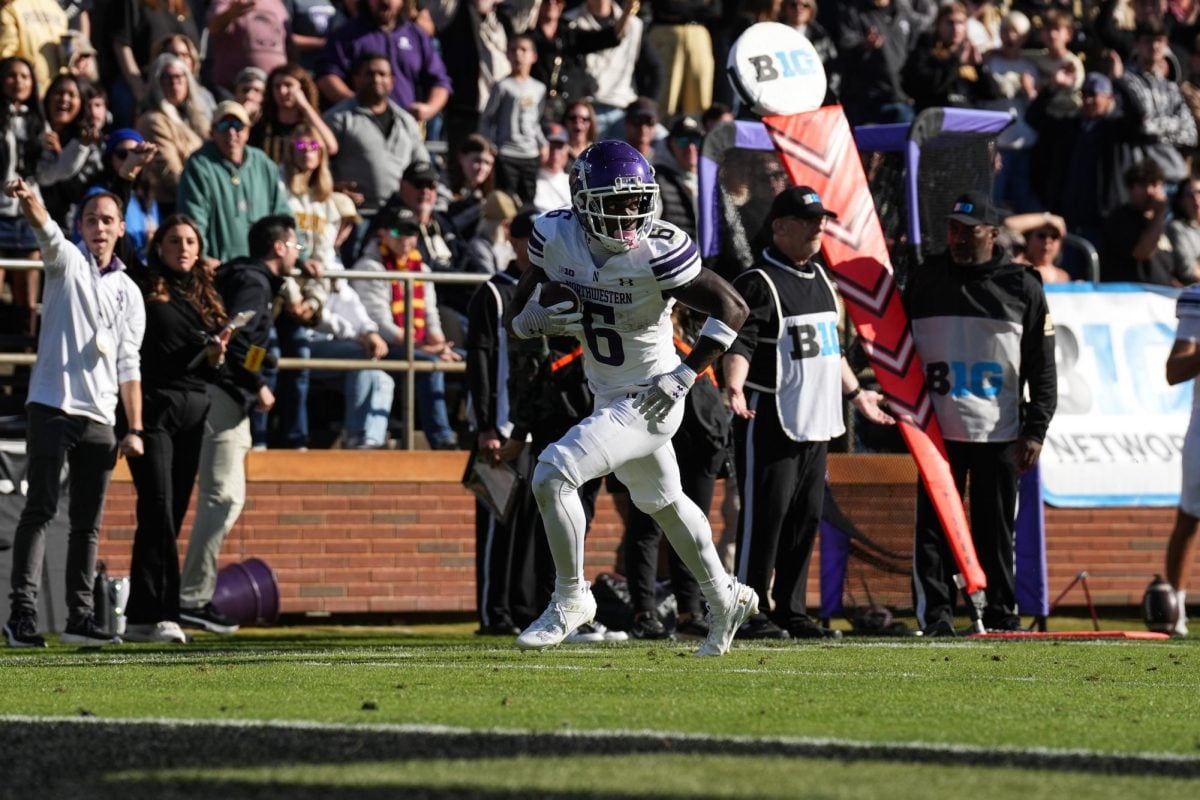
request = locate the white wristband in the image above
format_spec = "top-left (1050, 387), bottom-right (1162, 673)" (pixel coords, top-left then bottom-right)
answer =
top-left (698, 316), bottom-right (738, 350)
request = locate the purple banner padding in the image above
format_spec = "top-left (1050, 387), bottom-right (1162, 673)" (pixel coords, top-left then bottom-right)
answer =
top-left (819, 519), bottom-right (851, 620)
top-left (735, 120), bottom-right (774, 150)
top-left (852, 123), bottom-right (910, 152)
top-left (906, 139), bottom-right (923, 246)
top-left (1015, 464), bottom-right (1049, 616)
top-left (699, 154), bottom-right (721, 258)
top-left (937, 108), bottom-right (1015, 135)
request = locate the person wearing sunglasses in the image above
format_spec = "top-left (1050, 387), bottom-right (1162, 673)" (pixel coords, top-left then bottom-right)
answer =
top-left (560, 99), bottom-right (598, 164)
top-left (177, 100), bottom-right (292, 269)
top-left (1004, 211), bottom-right (1072, 284)
top-left (75, 128), bottom-right (159, 271)
top-left (906, 191), bottom-right (1056, 636)
top-left (272, 123), bottom-right (393, 451)
top-left (652, 115), bottom-right (702, 241)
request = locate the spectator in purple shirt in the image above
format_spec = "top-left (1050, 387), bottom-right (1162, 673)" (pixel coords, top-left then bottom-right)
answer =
top-left (315, 0), bottom-right (452, 126)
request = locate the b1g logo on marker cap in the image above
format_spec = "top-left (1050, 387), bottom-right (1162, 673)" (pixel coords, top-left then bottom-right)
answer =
top-left (727, 22), bottom-right (827, 117)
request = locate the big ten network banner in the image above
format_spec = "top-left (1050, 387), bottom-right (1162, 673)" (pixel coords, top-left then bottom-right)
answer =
top-left (1041, 284), bottom-right (1190, 507)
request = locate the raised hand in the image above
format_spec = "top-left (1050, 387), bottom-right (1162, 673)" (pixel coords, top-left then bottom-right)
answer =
top-left (4, 178), bottom-right (32, 201)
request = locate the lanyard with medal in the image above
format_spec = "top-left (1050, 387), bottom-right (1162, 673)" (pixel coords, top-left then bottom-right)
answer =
top-left (91, 254), bottom-right (119, 359)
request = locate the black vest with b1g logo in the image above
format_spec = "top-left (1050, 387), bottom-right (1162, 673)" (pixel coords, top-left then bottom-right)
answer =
top-left (903, 248), bottom-right (1056, 444)
top-left (730, 248), bottom-right (845, 442)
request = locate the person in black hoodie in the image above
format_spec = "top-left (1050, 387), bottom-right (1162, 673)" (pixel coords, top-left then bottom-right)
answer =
top-left (123, 215), bottom-right (228, 644)
top-left (178, 214), bottom-right (298, 635)
top-left (904, 191), bottom-right (1057, 637)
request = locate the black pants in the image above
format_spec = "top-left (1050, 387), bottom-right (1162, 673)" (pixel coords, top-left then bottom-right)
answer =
top-left (733, 391), bottom-right (827, 628)
top-left (913, 440), bottom-right (1019, 628)
top-left (623, 439), bottom-right (720, 618)
top-left (125, 389), bottom-right (209, 625)
top-left (475, 447), bottom-right (536, 629)
top-left (494, 155), bottom-right (540, 207)
top-left (8, 403), bottom-right (116, 625)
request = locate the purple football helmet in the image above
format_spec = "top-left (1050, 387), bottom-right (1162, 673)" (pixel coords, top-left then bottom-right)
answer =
top-left (570, 140), bottom-right (660, 253)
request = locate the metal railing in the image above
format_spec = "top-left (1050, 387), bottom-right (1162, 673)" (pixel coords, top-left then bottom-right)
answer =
top-left (0, 259), bottom-right (489, 449)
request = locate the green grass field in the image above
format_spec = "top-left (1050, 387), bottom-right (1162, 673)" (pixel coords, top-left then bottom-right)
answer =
top-left (3, 623), bottom-right (1198, 799)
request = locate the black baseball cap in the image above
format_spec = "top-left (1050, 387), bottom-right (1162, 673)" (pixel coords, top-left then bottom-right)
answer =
top-left (947, 191), bottom-right (1003, 227)
top-left (769, 185), bottom-right (838, 221)
top-left (402, 161), bottom-right (440, 186)
top-left (376, 205), bottom-right (421, 236)
top-left (668, 115), bottom-right (702, 140)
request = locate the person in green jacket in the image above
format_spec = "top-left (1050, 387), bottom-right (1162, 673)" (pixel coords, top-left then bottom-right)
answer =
top-left (177, 100), bottom-right (291, 268)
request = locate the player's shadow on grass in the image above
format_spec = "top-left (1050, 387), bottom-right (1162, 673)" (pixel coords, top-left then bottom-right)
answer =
top-left (3, 717), bottom-right (1198, 800)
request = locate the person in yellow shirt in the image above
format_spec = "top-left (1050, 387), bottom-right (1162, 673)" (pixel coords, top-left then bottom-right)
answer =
top-left (0, 0), bottom-right (69, 96)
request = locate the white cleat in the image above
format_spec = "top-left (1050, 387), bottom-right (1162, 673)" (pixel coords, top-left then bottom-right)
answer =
top-left (565, 620), bottom-right (629, 643)
top-left (696, 580), bottom-right (759, 657)
top-left (122, 621), bottom-right (189, 643)
top-left (516, 590), bottom-right (598, 650)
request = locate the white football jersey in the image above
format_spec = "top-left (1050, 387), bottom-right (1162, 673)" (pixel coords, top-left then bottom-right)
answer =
top-left (529, 210), bottom-right (701, 394)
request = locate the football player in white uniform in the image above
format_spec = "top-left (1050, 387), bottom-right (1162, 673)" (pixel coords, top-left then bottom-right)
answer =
top-left (505, 140), bottom-right (757, 656)
top-left (1161, 283), bottom-right (1200, 637)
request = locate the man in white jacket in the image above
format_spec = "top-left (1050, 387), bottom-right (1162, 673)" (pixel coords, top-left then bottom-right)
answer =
top-left (3, 179), bottom-right (146, 648)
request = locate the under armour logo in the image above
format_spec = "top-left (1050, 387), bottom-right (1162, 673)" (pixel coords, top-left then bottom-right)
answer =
top-left (619, 278), bottom-right (634, 286)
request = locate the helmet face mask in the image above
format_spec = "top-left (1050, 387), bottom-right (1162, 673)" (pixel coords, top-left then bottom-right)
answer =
top-left (571, 141), bottom-right (660, 253)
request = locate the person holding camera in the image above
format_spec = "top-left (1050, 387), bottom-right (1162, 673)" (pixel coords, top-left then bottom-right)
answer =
top-left (178, 214), bottom-right (301, 634)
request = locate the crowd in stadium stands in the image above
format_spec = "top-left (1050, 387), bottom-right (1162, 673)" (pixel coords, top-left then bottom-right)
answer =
top-left (3, 0), bottom-right (1200, 444)
top-left (3, 0), bottom-right (1200, 644)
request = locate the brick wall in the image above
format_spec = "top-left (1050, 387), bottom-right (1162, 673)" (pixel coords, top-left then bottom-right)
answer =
top-left (98, 453), bottom-right (1175, 616)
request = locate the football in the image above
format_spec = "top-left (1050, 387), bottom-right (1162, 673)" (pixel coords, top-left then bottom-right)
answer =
top-left (540, 281), bottom-right (582, 313)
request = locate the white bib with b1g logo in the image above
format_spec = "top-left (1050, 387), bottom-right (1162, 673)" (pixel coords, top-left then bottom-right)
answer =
top-left (752, 268), bottom-right (846, 443)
